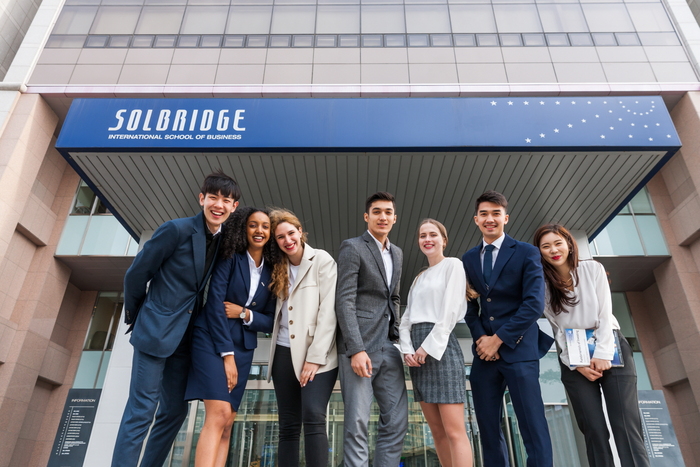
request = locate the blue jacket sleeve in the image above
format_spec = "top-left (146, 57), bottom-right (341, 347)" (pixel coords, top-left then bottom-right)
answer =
top-left (123, 221), bottom-right (180, 325)
top-left (247, 294), bottom-right (275, 334)
top-left (463, 255), bottom-right (486, 340)
top-left (495, 245), bottom-right (545, 349)
top-left (204, 257), bottom-right (235, 354)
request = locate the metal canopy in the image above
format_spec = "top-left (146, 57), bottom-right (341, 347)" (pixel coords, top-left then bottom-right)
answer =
top-left (68, 149), bottom-right (667, 296)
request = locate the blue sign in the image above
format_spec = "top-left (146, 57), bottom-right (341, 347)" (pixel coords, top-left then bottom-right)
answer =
top-left (56, 97), bottom-right (680, 151)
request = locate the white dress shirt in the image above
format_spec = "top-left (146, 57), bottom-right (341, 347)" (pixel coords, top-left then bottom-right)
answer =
top-left (276, 263), bottom-right (299, 348)
top-left (480, 233), bottom-right (505, 271)
top-left (543, 260), bottom-right (621, 369)
top-left (399, 258), bottom-right (468, 360)
top-left (368, 230), bottom-right (393, 287)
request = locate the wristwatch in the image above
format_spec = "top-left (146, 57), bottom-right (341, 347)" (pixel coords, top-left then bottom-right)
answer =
top-left (240, 308), bottom-right (247, 320)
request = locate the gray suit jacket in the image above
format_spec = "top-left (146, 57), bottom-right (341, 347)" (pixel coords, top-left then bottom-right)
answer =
top-left (335, 230), bottom-right (403, 357)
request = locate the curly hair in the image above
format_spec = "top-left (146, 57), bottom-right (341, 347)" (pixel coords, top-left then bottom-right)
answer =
top-left (268, 208), bottom-right (308, 300)
top-left (219, 206), bottom-right (276, 267)
top-left (533, 224), bottom-right (580, 315)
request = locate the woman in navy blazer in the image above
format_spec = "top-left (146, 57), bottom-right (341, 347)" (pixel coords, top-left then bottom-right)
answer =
top-left (185, 207), bottom-right (275, 467)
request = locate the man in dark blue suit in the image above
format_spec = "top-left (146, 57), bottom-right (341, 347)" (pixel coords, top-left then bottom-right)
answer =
top-left (462, 191), bottom-right (554, 467)
top-left (112, 171), bottom-right (240, 467)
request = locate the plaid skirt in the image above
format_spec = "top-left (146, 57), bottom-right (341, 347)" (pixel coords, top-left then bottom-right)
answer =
top-left (409, 322), bottom-right (467, 404)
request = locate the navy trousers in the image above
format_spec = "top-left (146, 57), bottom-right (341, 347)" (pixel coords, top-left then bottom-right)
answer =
top-left (470, 357), bottom-right (553, 467)
top-left (112, 336), bottom-right (191, 467)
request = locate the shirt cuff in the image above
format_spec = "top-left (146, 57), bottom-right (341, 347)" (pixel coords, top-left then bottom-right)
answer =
top-left (220, 351), bottom-right (234, 357)
top-left (243, 309), bottom-right (254, 326)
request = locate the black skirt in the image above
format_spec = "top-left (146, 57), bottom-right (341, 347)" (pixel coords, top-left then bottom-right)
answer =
top-left (409, 322), bottom-right (466, 404)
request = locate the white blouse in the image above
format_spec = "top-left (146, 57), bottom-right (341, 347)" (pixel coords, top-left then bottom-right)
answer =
top-left (399, 257), bottom-right (468, 360)
top-left (544, 260), bottom-right (621, 369)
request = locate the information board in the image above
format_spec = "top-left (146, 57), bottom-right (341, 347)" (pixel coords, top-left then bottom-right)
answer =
top-left (48, 388), bottom-right (101, 467)
top-left (638, 389), bottom-right (685, 466)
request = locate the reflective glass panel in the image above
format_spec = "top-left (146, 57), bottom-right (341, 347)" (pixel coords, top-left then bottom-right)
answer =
top-left (539, 352), bottom-right (567, 403)
top-left (581, 3), bottom-right (635, 32)
top-left (292, 35), bottom-right (314, 46)
top-left (46, 35), bottom-right (88, 47)
top-left (109, 36), bottom-right (132, 47)
top-left (154, 35), bottom-right (178, 47)
top-left (316, 35), bottom-right (337, 46)
top-left (53, 6), bottom-right (98, 35)
top-left (449, 5), bottom-right (497, 33)
top-left (361, 34), bottom-right (383, 46)
top-left (385, 34), bottom-right (406, 46)
top-left (56, 216), bottom-right (89, 255)
top-left (500, 34), bottom-right (522, 46)
top-left (477, 34), bottom-right (499, 46)
top-left (226, 6), bottom-right (273, 34)
top-left (247, 35), bottom-right (268, 46)
top-left (82, 216), bottom-right (133, 255)
top-left (453, 33), bottom-right (476, 46)
top-left (407, 34), bottom-right (429, 46)
top-left (569, 33), bottom-right (593, 46)
top-left (339, 34), bottom-right (360, 46)
top-left (85, 35), bottom-right (108, 47)
top-left (132, 35), bottom-right (154, 47)
top-left (270, 6), bottom-right (316, 34)
top-left (181, 6), bottom-right (229, 34)
top-left (361, 5), bottom-right (405, 33)
top-left (200, 35), bottom-right (223, 47)
top-left (91, 6), bottom-right (141, 34)
top-left (405, 5), bottom-right (451, 33)
top-left (177, 35), bottom-right (199, 47)
top-left (431, 34), bottom-right (453, 46)
top-left (638, 32), bottom-right (680, 46)
top-left (537, 4), bottom-right (588, 33)
top-left (494, 5), bottom-right (542, 33)
top-left (136, 7), bottom-right (185, 34)
top-left (630, 189), bottom-right (654, 214)
top-left (593, 216), bottom-right (644, 255)
top-left (523, 33), bottom-right (546, 46)
top-left (546, 33), bottom-right (569, 46)
top-left (626, 3), bottom-right (674, 32)
top-left (593, 32), bottom-right (617, 46)
top-left (636, 216), bottom-right (669, 255)
top-left (223, 35), bottom-right (246, 46)
top-left (270, 35), bottom-right (291, 47)
top-left (316, 5), bottom-right (360, 34)
top-left (616, 32), bottom-right (640, 46)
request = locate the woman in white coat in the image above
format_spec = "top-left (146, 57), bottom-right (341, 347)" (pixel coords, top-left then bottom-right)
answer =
top-left (267, 208), bottom-right (338, 467)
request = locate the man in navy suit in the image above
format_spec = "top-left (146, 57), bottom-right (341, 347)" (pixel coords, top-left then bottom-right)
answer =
top-left (462, 191), bottom-right (554, 467)
top-left (112, 171), bottom-right (240, 467)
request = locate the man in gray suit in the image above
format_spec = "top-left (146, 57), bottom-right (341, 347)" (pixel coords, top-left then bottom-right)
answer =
top-left (336, 191), bottom-right (408, 467)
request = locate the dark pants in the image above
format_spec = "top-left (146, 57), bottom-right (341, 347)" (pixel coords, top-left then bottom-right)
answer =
top-left (112, 334), bottom-right (191, 467)
top-left (560, 336), bottom-right (650, 467)
top-left (271, 345), bottom-right (338, 467)
top-left (470, 357), bottom-right (553, 467)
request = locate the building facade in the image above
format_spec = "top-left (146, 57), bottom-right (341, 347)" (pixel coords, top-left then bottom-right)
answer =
top-left (1, 0), bottom-right (700, 466)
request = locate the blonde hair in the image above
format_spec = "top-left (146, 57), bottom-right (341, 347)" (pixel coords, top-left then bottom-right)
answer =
top-left (418, 219), bottom-right (479, 301)
top-left (269, 208), bottom-right (308, 300)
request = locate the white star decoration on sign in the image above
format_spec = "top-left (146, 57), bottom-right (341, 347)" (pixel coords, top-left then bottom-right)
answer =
top-left (487, 97), bottom-right (675, 146)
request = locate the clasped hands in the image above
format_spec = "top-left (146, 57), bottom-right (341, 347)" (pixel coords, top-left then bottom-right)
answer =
top-left (404, 347), bottom-right (428, 367)
top-left (576, 358), bottom-right (612, 381)
top-left (476, 334), bottom-right (502, 361)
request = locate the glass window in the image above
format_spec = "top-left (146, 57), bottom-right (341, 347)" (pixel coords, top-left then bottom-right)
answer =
top-left (145, 0), bottom-right (186, 4)
top-left (500, 34), bottom-right (523, 46)
top-left (177, 35), bottom-right (200, 47)
top-left (319, 0), bottom-right (359, 3)
top-left (638, 32), bottom-right (680, 46)
top-left (385, 34), bottom-right (407, 46)
top-left (630, 189), bottom-right (654, 214)
top-left (136, 7), bottom-right (185, 34)
top-left (431, 34), bottom-right (453, 46)
top-left (53, 6), bottom-right (98, 35)
top-left (405, 5), bottom-right (451, 33)
top-left (454, 34), bottom-right (476, 46)
top-left (593, 216), bottom-right (645, 255)
top-left (569, 33), bottom-right (593, 46)
top-left (154, 35), bottom-right (178, 47)
top-left (65, 0), bottom-right (101, 4)
top-left (582, 4), bottom-right (635, 33)
top-left (593, 32), bottom-right (617, 46)
top-left (223, 35), bottom-right (246, 46)
top-left (81, 216), bottom-right (133, 255)
top-left (407, 34), bottom-right (429, 46)
top-left (494, 5), bottom-right (542, 33)
top-left (616, 32), bottom-right (640, 46)
top-left (361, 5), bottom-right (405, 34)
top-left (247, 35), bottom-right (268, 47)
top-left (316, 5), bottom-right (360, 34)
top-left (271, 6), bottom-right (316, 34)
top-left (188, 0), bottom-right (230, 4)
top-left (523, 33), bottom-right (546, 46)
top-left (275, 0), bottom-right (316, 3)
top-left (132, 35), bottom-right (155, 47)
top-left (537, 4), bottom-right (588, 33)
top-left (226, 6), bottom-right (272, 34)
top-left (339, 34), bottom-right (360, 46)
top-left (636, 216), bottom-right (669, 255)
top-left (91, 6), bottom-right (141, 35)
top-left (72, 182), bottom-right (97, 214)
top-left (293, 35), bottom-right (314, 47)
top-left (85, 35), bottom-right (109, 47)
top-left (316, 35), bottom-right (337, 46)
top-left (362, 34), bottom-right (383, 46)
top-left (477, 34), bottom-right (499, 46)
top-left (626, 3), bottom-right (674, 32)
top-left (102, 0), bottom-right (143, 4)
top-left (56, 216), bottom-right (90, 255)
top-left (46, 35), bottom-right (87, 48)
top-left (201, 35), bottom-right (223, 47)
top-left (109, 36), bottom-right (132, 47)
top-left (449, 5), bottom-right (497, 33)
top-left (181, 6), bottom-right (229, 34)
top-left (270, 35), bottom-right (291, 47)
top-left (546, 33), bottom-right (569, 46)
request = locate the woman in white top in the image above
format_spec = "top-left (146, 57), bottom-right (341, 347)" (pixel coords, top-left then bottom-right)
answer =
top-left (400, 219), bottom-right (475, 467)
top-left (266, 208), bottom-right (338, 467)
top-left (534, 224), bottom-right (649, 467)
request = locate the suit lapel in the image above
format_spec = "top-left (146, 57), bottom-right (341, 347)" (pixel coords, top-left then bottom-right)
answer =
top-left (363, 231), bottom-right (389, 289)
top-left (289, 245), bottom-right (314, 296)
top-left (237, 253), bottom-right (251, 299)
top-left (468, 246), bottom-right (488, 293)
top-left (488, 235), bottom-right (515, 289)
top-left (192, 213), bottom-right (205, 288)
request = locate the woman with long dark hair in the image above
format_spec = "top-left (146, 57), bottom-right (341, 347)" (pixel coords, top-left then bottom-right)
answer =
top-left (400, 219), bottom-right (475, 467)
top-left (266, 208), bottom-right (338, 467)
top-left (534, 224), bottom-right (649, 467)
top-left (185, 207), bottom-right (276, 467)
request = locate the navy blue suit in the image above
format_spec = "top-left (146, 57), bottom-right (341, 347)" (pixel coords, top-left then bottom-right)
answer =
top-left (462, 234), bottom-right (554, 467)
top-left (186, 252), bottom-right (275, 409)
top-left (113, 211), bottom-right (218, 467)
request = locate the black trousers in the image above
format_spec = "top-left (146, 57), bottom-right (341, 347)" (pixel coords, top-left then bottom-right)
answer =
top-left (560, 336), bottom-right (650, 467)
top-left (271, 345), bottom-right (338, 467)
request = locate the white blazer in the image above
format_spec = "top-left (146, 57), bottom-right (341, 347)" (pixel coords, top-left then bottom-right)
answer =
top-left (267, 244), bottom-right (339, 381)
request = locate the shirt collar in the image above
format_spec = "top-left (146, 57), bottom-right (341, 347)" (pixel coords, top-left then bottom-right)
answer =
top-left (246, 251), bottom-right (264, 272)
top-left (203, 216), bottom-right (222, 237)
top-left (367, 230), bottom-right (391, 252)
top-left (482, 233), bottom-right (506, 251)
